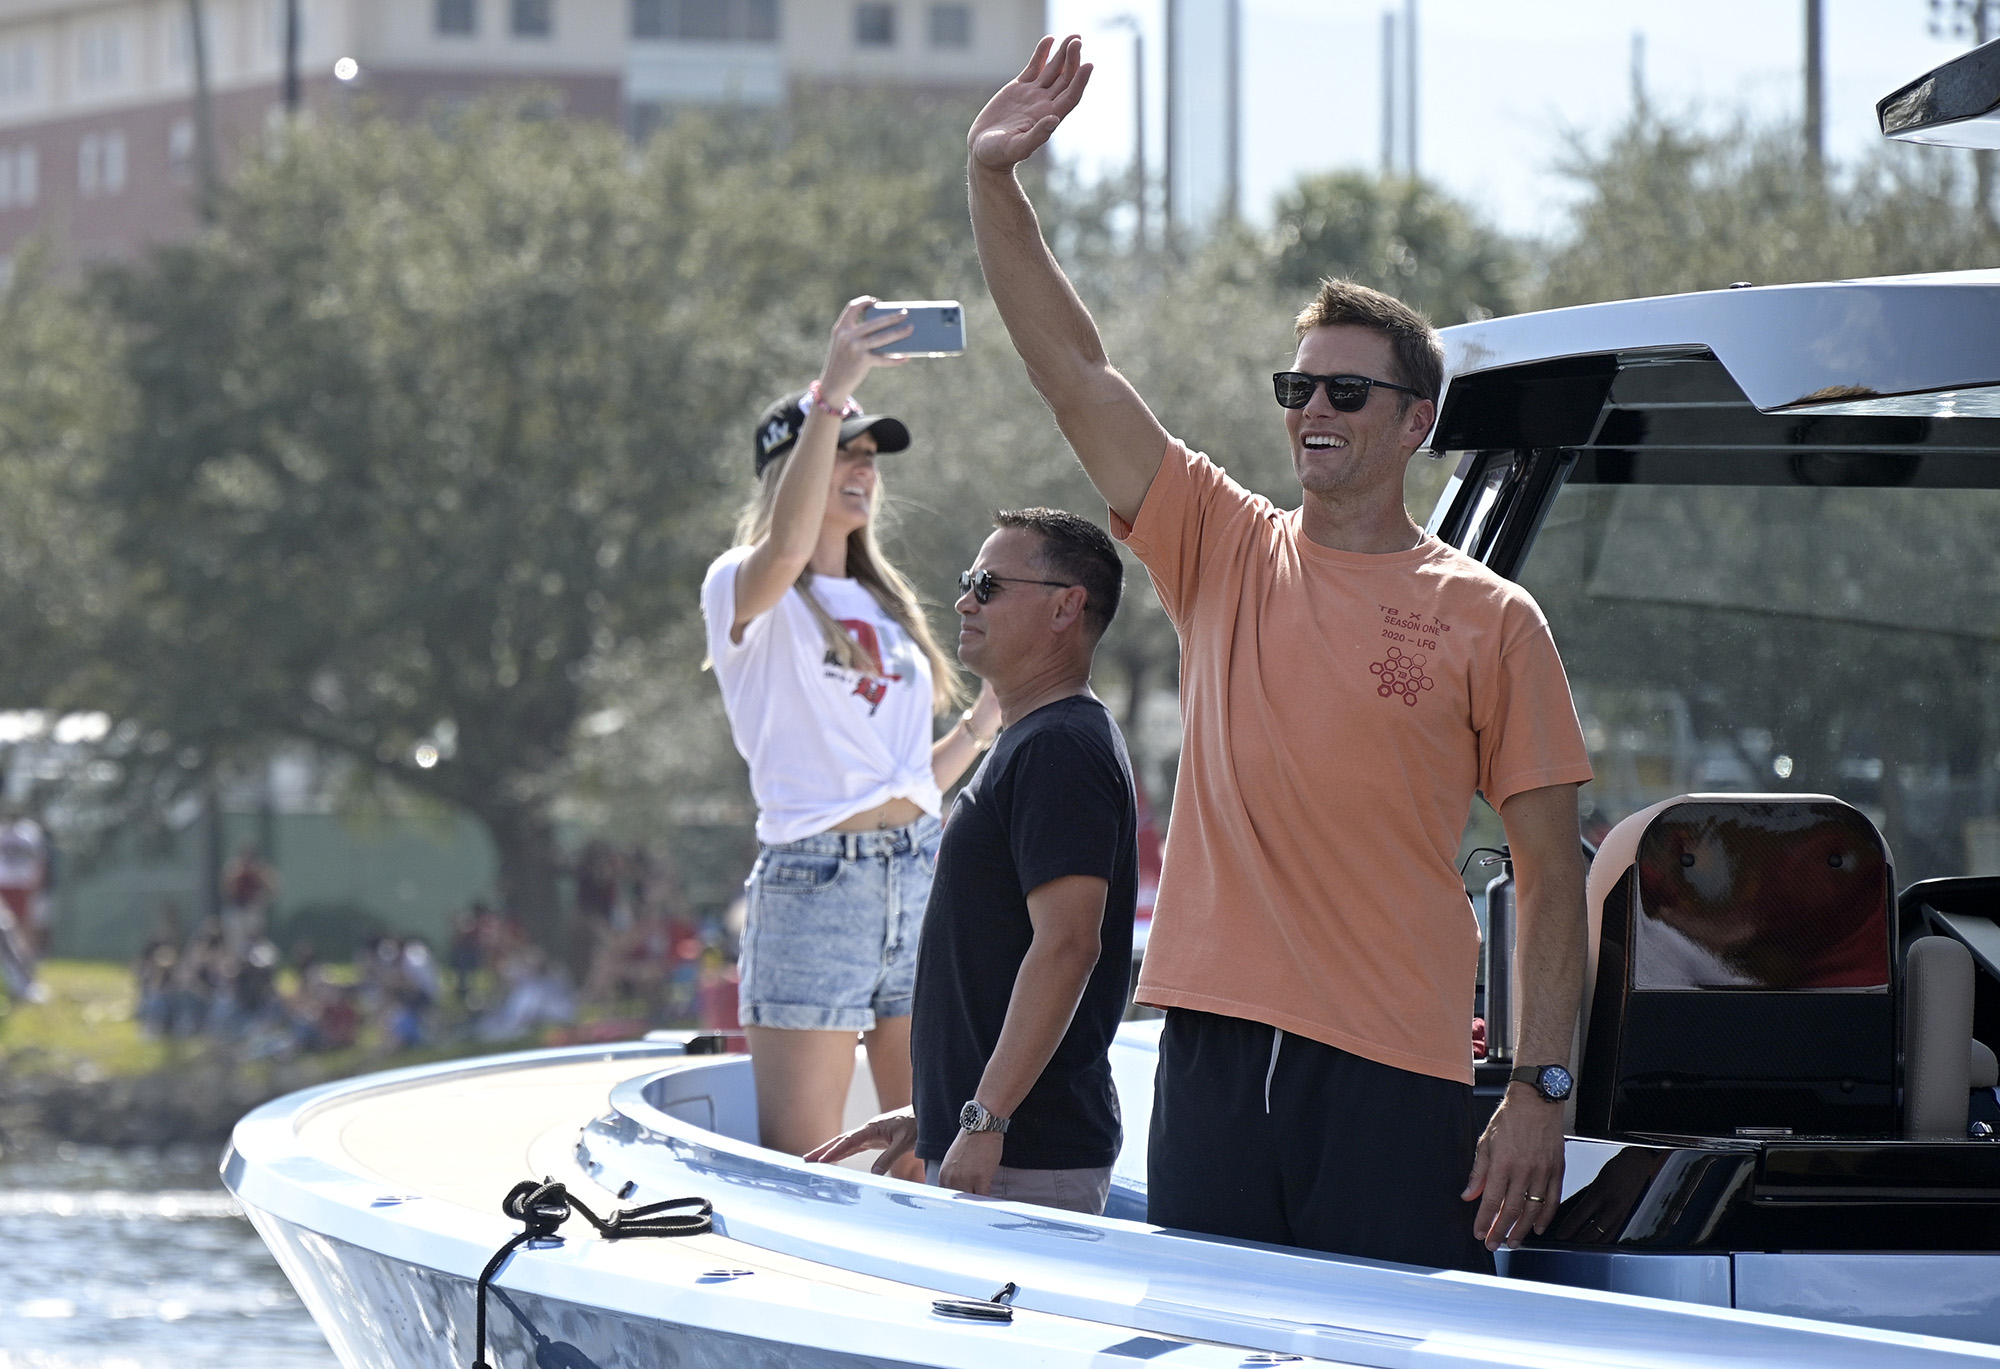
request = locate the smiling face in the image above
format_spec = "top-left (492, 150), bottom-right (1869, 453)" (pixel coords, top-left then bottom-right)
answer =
top-left (1285, 325), bottom-right (1436, 503)
top-left (824, 431), bottom-right (879, 534)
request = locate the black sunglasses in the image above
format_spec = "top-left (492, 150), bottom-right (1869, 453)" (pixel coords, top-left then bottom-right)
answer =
top-left (1271, 371), bottom-right (1422, 412)
top-left (958, 569), bottom-right (1077, 604)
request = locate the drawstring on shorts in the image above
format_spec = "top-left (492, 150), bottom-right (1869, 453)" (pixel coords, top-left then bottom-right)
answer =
top-left (1264, 1028), bottom-right (1284, 1114)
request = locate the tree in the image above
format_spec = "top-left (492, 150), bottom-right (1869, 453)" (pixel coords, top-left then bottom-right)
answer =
top-left (1267, 171), bottom-right (1522, 326)
top-left (1537, 110), bottom-right (1997, 308)
top-left (78, 95), bottom-right (991, 952)
top-left (0, 250), bottom-right (121, 712)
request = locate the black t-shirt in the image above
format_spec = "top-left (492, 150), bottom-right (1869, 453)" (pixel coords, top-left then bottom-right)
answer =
top-left (911, 694), bottom-right (1138, 1169)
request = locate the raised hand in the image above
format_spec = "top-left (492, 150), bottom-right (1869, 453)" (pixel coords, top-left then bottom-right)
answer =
top-left (819, 296), bottom-right (913, 405)
top-left (969, 35), bottom-right (1093, 172)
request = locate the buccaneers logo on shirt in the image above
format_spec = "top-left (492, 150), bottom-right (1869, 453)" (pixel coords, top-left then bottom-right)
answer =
top-left (831, 619), bottom-right (902, 713)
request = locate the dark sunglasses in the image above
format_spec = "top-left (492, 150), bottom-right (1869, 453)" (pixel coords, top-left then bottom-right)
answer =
top-left (958, 569), bottom-right (1077, 604)
top-left (1271, 371), bottom-right (1422, 412)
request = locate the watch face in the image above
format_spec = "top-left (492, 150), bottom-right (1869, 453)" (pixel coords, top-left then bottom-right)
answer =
top-left (959, 1101), bottom-right (981, 1130)
top-left (1541, 1065), bottom-right (1574, 1101)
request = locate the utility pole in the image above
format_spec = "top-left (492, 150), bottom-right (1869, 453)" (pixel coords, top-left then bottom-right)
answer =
top-left (187, 0), bottom-right (219, 219)
top-left (1164, 0), bottom-right (1178, 243)
top-left (1631, 30), bottom-right (1647, 112)
top-left (1804, 0), bottom-right (1824, 181)
top-left (1404, 0), bottom-right (1418, 177)
top-left (1225, 0), bottom-right (1240, 222)
top-left (1929, 1), bottom-right (1999, 231)
top-left (1381, 10), bottom-right (1396, 176)
top-left (1981, 3), bottom-right (1996, 233)
top-left (1108, 14), bottom-right (1146, 251)
top-left (284, 0), bottom-right (302, 114)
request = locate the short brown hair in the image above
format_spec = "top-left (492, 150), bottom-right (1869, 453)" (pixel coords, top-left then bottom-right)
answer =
top-left (1294, 278), bottom-right (1444, 406)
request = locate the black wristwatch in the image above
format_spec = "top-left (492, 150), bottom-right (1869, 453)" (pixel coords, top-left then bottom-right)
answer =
top-left (1510, 1064), bottom-right (1574, 1103)
top-left (958, 1099), bottom-right (1010, 1134)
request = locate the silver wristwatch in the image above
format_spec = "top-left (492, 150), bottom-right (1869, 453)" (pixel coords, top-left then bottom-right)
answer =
top-left (958, 1099), bottom-right (1010, 1134)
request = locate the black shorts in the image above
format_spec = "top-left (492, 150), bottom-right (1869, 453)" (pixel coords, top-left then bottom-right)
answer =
top-left (1146, 1008), bottom-right (1493, 1274)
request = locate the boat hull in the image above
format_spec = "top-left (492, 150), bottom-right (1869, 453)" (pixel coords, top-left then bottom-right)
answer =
top-left (225, 1036), bottom-right (2000, 1369)
top-left (243, 1204), bottom-right (910, 1369)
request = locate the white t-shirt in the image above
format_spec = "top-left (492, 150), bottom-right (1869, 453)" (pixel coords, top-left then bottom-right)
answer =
top-left (0, 819), bottom-right (44, 890)
top-left (702, 545), bottom-right (942, 845)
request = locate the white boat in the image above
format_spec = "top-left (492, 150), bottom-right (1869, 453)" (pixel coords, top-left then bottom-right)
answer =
top-left (225, 1015), bottom-right (1997, 1369)
top-left (226, 46), bottom-right (2000, 1368)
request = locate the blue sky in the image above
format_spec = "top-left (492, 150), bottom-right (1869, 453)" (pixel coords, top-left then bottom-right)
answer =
top-left (1044, 0), bottom-right (1985, 239)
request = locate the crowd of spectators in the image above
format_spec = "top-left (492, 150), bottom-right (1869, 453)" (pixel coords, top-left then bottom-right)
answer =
top-left (129, 840), bottom-right (734, 1057)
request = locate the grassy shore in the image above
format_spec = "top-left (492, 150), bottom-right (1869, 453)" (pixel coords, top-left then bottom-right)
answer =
top-left (0, 960), bottom-right (502, 1081)
top-left (0, 961), bottom-right (577, 1152)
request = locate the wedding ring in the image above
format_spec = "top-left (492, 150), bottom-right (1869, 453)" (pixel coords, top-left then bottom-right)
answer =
top-left (1525, 1195), bottom-right (1545, 1203)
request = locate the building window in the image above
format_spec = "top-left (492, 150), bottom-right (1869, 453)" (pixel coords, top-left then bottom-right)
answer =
top-left (436, 0), bottom-right (478, 35)
top-left (77, 22), bottom-right (125, 86)
top-left (79, 131), bottom-right (126, 197)
top-left (928, 3), bottom-right (969, 47)
top-left (512, 0), bottom-right (553, 36)
top-left (0, 145), bottom-right (39, 209)
top-left (854, 2), bottom-right (894, 47)
top-left (169, 119), bottom-right (196, 184)
top-left (633, 0), bottom-right (777, 41)
top-left (0, 40), bottom-right (38, 101)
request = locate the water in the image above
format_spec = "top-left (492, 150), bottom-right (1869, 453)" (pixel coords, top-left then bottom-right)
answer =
top-left (0, 1145), bottom-right (338, 1369)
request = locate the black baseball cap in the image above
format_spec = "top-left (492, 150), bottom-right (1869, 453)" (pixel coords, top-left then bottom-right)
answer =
top-left (752, 390), bottom-right (911, 476)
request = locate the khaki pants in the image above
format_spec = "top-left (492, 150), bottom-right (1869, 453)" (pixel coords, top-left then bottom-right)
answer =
top-left (924, 1160), bottom-right (1112, 1215)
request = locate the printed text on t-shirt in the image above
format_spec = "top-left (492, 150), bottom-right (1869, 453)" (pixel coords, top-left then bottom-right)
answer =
top-left (1376, 604), bottom-right (1452, 652)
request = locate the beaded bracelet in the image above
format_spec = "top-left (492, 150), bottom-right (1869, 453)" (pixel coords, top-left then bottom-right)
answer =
top-left (804, 379), bottom-right (860, 418)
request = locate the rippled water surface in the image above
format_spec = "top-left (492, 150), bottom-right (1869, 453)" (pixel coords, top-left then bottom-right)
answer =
top-left (0, 1145), bottom-right (337, 1369)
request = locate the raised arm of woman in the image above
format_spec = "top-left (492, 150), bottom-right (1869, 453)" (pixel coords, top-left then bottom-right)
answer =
top-left (731, 299), bottom-right (912, 640)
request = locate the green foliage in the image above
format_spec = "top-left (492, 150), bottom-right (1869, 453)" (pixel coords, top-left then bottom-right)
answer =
top-left (20, 85), bottom-right (1994, 916)
top-left (1537, 112), bottom-right (1998, 307)
top-left (1268, 171), bottom-right (1522, 325)
top-left (0, 250), bottom-right (123, 707)
top-left (60, 94), bottom-right (1000, 945)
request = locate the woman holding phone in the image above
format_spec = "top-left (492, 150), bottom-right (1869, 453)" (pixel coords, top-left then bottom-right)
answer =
top-left (702, 298), bottom-right (1000, 1175)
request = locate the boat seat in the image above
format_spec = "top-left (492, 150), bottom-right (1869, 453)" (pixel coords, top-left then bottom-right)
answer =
top-left (1578, 794), bottom-right (1897, 1140)
top-left (1906, 934), bottom-right (2000, 1138)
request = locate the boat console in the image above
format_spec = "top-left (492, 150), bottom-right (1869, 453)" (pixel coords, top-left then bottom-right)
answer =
top-left (1504, 795), bottom-right (2000, 1333)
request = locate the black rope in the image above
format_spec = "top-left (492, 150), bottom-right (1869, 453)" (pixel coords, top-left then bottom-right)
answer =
top-left (471, 1178), bottom-right (712, 1369)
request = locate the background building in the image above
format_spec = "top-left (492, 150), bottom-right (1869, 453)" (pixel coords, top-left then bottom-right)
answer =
top-left (0, 0), bottom-right (1045, 269)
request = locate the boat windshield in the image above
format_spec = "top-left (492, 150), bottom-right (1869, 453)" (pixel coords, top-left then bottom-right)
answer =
top-left (1516, 480), bottom-right (2000, 885)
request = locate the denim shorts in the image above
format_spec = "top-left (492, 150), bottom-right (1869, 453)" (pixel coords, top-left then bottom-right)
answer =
top-left (738, 815), bottom-right (940, 1032)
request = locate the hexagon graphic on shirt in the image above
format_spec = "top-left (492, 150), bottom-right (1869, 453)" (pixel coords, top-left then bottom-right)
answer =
top-left (1370, 646), bottom-right (1436, 707)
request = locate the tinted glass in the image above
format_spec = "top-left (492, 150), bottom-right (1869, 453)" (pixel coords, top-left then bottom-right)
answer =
top-left (1517, 483), bottom-right (2000, 886)
top-left (1632, 800), bottom-right (1889, 990)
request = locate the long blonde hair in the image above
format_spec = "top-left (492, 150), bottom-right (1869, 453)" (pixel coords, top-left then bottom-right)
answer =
top-left (734, 453), bottom-right (966, 714)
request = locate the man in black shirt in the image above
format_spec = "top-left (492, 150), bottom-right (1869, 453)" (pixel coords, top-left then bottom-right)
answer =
top-left (807, 508), bottom-right (1137, 1213)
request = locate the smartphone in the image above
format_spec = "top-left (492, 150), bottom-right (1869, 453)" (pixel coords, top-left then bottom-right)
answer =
top-left (864, 300), bottom-right (965, 357)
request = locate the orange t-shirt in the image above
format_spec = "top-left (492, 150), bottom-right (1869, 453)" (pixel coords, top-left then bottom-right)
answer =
top-left (1114, 443), bottom-right (1594, 1084)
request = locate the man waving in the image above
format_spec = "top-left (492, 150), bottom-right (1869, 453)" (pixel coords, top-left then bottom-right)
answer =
top-left (964, 36), bottom-right (1594, 1271)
